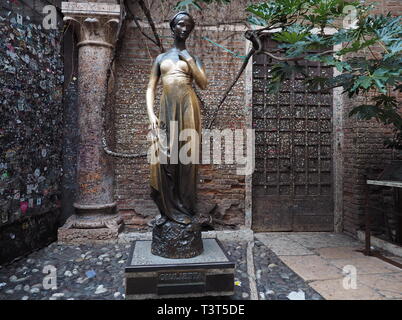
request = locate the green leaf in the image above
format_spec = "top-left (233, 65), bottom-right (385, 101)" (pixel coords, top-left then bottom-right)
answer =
top-left (373, 94), bottom-right (397, 108)
top-left (313, 55), bottom-right (352, 72)
top-left (266, 61), bottom-right (308, 93)
top-left (331, 29), bottom-right (354, 44)
top-left (174, 0), bottom-right (202, 10)
top-left (247, 15), bottom-right (267, 26)
top-left (303, 76), bottom-right (328, 91)
top-left (374, 15), bottom-right (402, 44)
top-left (272, 31), bottom-right (308, 44)
top-left (338, 38), bottom-right (378, 55)
top-left (384, 41), bottom-right (402, 59)
top-left (349, 104), bottom-right (380, 120)
top-left (352, 76), bottom-right (372, 91)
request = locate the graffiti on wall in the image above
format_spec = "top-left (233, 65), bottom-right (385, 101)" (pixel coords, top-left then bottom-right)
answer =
top-left (0, 5), bottom-right (64, 229)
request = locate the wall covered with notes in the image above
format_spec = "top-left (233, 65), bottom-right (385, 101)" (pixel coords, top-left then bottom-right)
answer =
top-left (0, 1), bottom-right (64, 264)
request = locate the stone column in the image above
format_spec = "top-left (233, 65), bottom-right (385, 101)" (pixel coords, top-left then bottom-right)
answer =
top-left (58, 1), bottom-right (123, 243)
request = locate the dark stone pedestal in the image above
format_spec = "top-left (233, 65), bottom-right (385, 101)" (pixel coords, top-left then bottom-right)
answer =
top-left (125, 238), bottom-right (235, 299)
top-left (151, 220), bottom-right (203, 259)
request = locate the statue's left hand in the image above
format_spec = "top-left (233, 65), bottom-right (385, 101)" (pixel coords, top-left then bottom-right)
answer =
top-left (178, 49), bottom-right (193, 61)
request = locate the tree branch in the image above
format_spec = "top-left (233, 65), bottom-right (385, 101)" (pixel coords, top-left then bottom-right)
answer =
top-left (207, 48), bottom-right (255, 129)
top-left (124, 0), bottom-right (162, 48)
top-left (137, 0), bottom-right (165, 53)
top-left (261, 49), bottom-right (336, 62)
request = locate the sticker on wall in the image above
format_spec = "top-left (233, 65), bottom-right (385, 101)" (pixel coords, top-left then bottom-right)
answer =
top-left (1, 210), bottom-right (8, 224)
top-left (20, 201), bottom-right (28, 214)
top-left (0, 11), bottom-right (63, 227)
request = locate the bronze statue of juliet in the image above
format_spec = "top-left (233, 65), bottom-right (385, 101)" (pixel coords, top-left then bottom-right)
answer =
top-left (146, 12), bottom-right (207, 258)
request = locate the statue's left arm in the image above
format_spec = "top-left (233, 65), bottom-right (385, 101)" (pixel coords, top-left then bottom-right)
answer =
top-left (179, 50), bottom-right (208, 90)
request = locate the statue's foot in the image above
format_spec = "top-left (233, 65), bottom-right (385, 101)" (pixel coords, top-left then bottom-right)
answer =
top-left (174, 215), bottom-right (192, 225)
top-left (155, 215), bottom-right (167, 226)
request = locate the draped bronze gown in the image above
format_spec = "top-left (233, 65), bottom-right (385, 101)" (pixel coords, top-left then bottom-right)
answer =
top-left (150, 57), bottom-right (201, 226)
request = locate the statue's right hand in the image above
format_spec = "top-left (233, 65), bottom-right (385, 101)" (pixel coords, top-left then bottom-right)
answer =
top-left (149, 113), bottom-right (159, 130)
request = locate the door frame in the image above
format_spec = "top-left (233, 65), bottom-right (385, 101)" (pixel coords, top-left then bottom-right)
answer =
top-left (244, 29), bottom-right (344, 232)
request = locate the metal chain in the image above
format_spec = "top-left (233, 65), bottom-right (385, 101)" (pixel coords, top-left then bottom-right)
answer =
top-left (101, 1), bottom-right (148, 159)
top-left (102, 137), bottom-right (147, 158)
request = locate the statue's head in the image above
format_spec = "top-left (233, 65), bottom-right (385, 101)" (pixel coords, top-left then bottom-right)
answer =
top-left (170, 11), bottom-right (195, 41)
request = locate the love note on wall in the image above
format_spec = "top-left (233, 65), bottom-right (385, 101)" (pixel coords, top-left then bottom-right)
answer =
top-left (20, 201), bottom-right (28, 214)
top-left (0, 9), bottom-right (64, 229)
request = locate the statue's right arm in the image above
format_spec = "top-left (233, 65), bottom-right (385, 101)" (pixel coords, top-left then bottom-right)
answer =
top-left (146, 55), bottom-right (162, 129)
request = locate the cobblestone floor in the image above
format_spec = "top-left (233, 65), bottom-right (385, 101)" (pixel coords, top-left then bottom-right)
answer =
top-left (253, 239), bottom-right (323, 300)
top-left (0, 238), bottom-right (322, 300)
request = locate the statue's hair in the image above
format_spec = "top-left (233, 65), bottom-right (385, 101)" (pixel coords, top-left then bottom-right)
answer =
top-left (169, 11), bottom-right (194, 31)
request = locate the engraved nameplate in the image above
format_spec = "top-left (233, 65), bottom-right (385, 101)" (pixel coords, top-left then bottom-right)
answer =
top-left (158, 271), bottom-right (205, 284)
top-left (157, 271), bottom-right (206, 295)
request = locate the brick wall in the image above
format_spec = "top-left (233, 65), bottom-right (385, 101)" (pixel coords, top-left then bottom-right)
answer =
top-left (342, 0), bottom-right (402, 237)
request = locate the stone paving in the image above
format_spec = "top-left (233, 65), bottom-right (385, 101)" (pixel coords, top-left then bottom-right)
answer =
top-left (256, 232), bottom-right (402, 300)
top-left (0, 243), bottom-right (129, 300)
top-left (0, 237), bottom-right (322, 300)
top-left (253, 239), bottom-right (323, 300)
top-left (0, 232), bottom-right (400, 300)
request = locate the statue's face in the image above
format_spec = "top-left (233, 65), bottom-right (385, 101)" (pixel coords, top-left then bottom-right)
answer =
top-left (172, 15), bottom-right (194, 41)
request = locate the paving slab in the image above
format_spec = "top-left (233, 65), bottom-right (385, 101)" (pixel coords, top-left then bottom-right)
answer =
top-left (330, 256), bottom-right (402, 275)
top-left (255, 234), bottom-right (314, 256)
top-left (286, 232), bottom-right (362, 249)
top-left (309, 278), bottom-right (384, 300)
top-left (265, 232), bottom-right (402, 300)
top-left (279, 255), bottom-right (343, 281)
top-left (253, 239), bottom-right (324, 300)
top-left (358, 273), bottom-right (402, 299)
top-left (383, 254), bottom-right (402, 265)
top-left (314, 246), bottom-right (366, 260)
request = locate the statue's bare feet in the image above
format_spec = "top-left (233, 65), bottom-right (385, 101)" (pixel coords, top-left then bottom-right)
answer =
top-left (155, 215), bottom-right (167, 226)
top-left (172, 215), bottom-right (192, 225)
top-left (181, 216), bottom-right (192, 225)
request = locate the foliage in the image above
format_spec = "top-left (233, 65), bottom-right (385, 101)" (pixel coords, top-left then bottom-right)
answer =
top-left (246, 0), bottom-right (402, 148)
top-left (140, 0), bottom-right (402, 147)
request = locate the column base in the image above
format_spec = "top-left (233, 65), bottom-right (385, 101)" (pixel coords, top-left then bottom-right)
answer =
top-left (58, 214), bottom-right (123, 244)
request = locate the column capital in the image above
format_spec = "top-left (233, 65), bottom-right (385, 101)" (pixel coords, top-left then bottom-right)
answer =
top-left (62, 2), bottom-right (121, 49)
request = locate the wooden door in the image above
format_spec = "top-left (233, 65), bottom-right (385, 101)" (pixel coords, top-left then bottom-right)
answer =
top-left (252, 37), bottom-right (334, 232)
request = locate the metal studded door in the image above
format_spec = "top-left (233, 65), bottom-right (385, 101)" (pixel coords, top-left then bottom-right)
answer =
top-left (252, 38), bottom-right (334, 232)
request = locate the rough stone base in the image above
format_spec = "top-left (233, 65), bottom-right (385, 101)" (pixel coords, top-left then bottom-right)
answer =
top-left (151, 220), bottom-right (203, 259)
top-left (125, 238), bottom-right (235, 299)
top-left (57, 214), bottom-right (123, 244)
